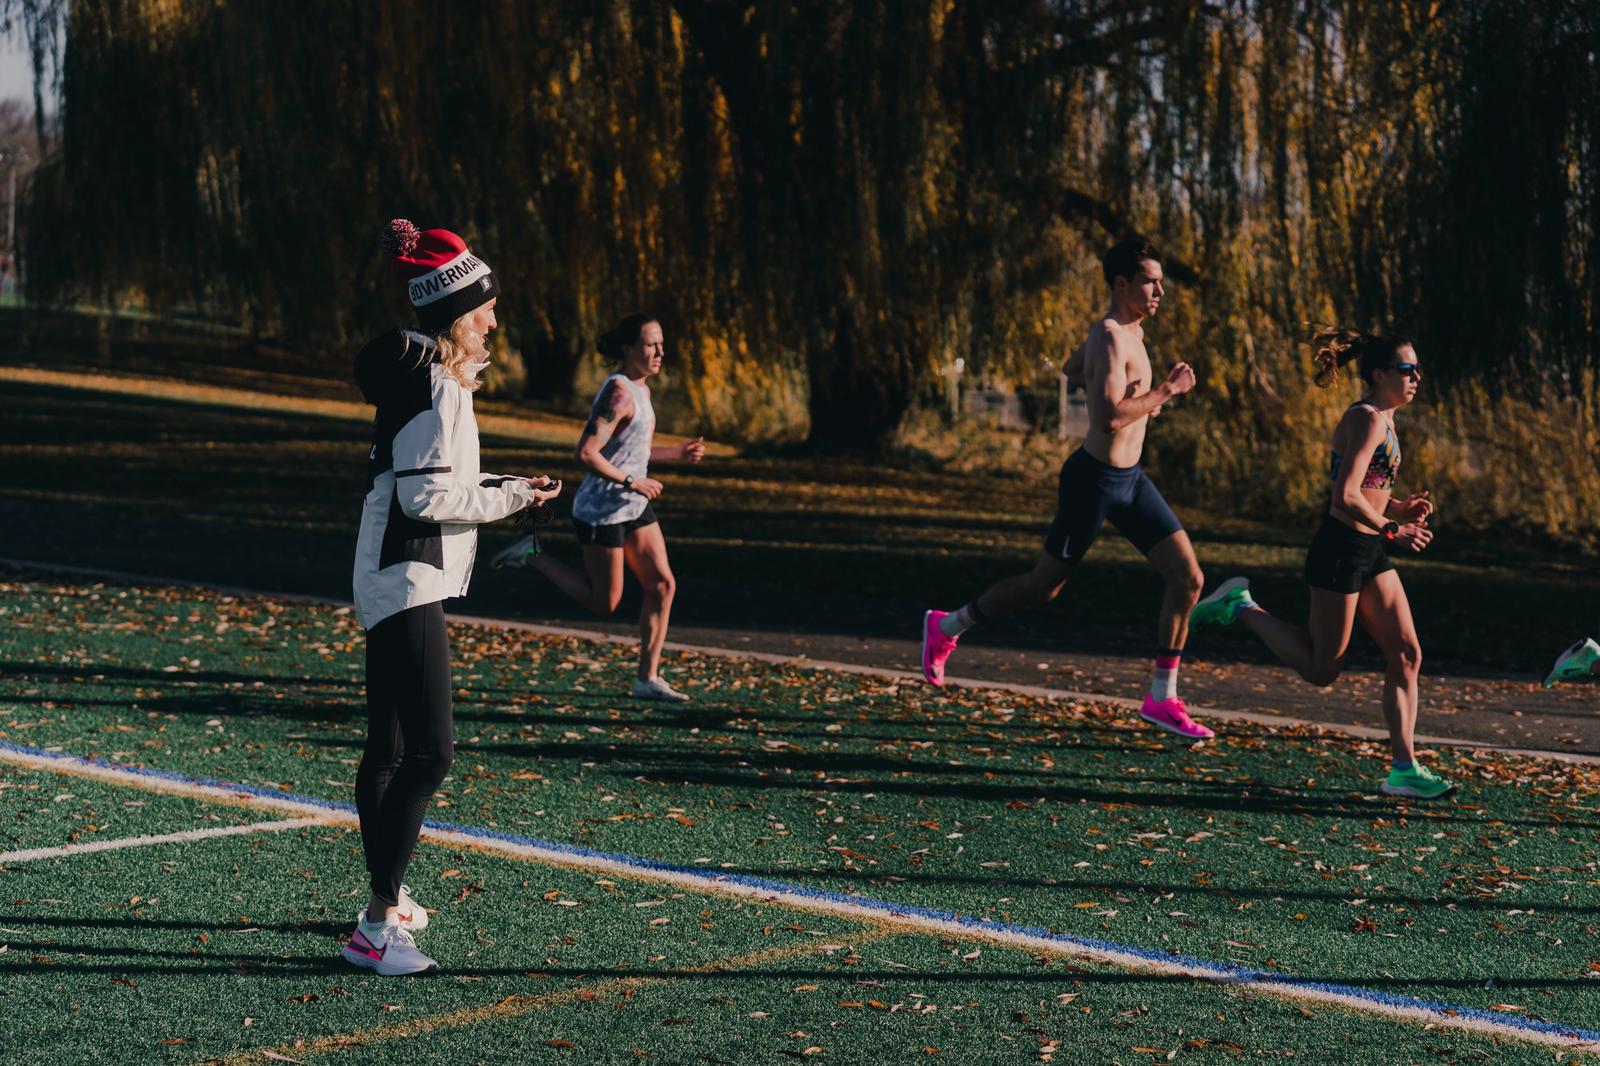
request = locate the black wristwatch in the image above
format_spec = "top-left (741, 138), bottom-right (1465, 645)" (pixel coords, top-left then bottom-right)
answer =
top-left (622, 474), bottom-right (634, 490)
top-left (1381, 520), bottom-right (1400, 539)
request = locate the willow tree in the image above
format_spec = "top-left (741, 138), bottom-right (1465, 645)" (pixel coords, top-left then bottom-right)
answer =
top-left (10, 0), bottom-right (1599, 465)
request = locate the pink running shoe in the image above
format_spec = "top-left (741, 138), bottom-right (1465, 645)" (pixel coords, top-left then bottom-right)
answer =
top-left (1138, 695), bottom-right (1215, 740)
top-left (921, 610), bottom-right (959, 687)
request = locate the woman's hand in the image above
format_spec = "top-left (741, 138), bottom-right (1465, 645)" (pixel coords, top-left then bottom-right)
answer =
top-left (1393, 491), bottom-right (1433, 524)
top-left (679, 436), bottom-right (706, 462)
top-left (1392, 523), bottom-right (1433, 552)
top-left (630, 477), bottom-right (664, 500)
top-left (526, 476), bottom-right (562, 505)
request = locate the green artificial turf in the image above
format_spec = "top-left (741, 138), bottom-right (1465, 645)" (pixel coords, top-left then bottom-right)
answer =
top-left (3, 571), bottom-right (1600, 1063)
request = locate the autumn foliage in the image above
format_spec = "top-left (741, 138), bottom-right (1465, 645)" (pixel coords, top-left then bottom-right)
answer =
top-left (9, 1), bottom-right (1600, 536)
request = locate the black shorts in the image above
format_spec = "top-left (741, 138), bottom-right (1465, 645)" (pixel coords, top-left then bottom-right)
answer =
top-left (572, 503), bottom-right (659, 548)
top-left (1042, 448), bottom-right (1183, 564)
top-left (1303, 515), bottom-right (1394, 593)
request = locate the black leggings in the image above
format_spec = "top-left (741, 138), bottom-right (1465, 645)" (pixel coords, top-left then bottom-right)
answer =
top-left (356, 601), bottom-right (454, 909)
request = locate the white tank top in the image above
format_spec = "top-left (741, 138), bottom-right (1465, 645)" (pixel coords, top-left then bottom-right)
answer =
top-left (571, 374), bottom-right (655, 525)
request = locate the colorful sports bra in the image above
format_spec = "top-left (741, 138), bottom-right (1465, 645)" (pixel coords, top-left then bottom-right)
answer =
top-left (1329, 401), bottom-right (1401, 491)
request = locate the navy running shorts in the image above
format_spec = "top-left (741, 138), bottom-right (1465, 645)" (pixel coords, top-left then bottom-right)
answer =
top-left (1042, 448), bottom-right (1183, 564)
top-left (572, 502), bottom-right (659, 549)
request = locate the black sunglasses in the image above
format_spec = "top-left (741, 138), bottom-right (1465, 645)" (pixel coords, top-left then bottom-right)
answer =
top-left (1384, 362), bottom-right (1422, 380)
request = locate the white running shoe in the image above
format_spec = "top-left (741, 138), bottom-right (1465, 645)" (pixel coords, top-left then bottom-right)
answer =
top-left (395, 884), bottom-right (429, 932)
top-left (491, 532), bottom-right (541, 570)
top-left (341, 910), bottom-right (438, 976)
top-left (1543, 637), bottom-right (1600, 689)
top-left (631, 676), bottom-right (691, 702)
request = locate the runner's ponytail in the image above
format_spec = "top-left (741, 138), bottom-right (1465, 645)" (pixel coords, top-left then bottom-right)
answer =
top-left (1311, 326), bottom-right (1412, 389)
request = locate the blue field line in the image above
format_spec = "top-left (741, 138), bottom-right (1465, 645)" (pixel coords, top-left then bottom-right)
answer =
top-left (5, 739), bottom-right (1598, 1045)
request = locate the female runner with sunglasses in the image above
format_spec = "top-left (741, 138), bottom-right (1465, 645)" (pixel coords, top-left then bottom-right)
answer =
top-left (1188, 329), bottom-right (1452, 799)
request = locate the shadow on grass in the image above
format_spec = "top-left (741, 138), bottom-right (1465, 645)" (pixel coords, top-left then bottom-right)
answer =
top-left (1, 938), bottom-right (1593, 996)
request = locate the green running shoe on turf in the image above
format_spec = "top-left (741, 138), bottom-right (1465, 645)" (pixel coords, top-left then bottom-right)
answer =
top-left (1542, 637), bottom-right (1600, 689)
top-left (1189, 577), bottom-right (1255, 628)
top-left (1381, 763), bottom-right (1455, 800)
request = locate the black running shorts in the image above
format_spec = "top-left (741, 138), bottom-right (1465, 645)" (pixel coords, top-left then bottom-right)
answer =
top-left (1303, 515), bottom-right (1395, 593)
top-left (572, 502), bottom-right (659, 548)
top-left (1042, 448), bottom-right (1183, 564)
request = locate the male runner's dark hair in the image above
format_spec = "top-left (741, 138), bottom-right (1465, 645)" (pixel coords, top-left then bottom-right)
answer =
top-left (1311, 327), bottom-right (1413, 389)
top-left (1101, 238), bottom-right (1163, 287)
top-left (597, 313), bottom-right (658, 361)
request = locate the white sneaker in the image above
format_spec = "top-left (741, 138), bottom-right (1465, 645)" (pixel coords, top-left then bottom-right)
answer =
top-left (1543, 637), bottom-right (1600, 688)
top-left (491, 532), bottom-right (541, 570)
top-left (396, 884), bottom-right (429, 932)
top-left (631, 676), bottom-right (690, 702)
top-left (341, 910), bottom-right (438, 976)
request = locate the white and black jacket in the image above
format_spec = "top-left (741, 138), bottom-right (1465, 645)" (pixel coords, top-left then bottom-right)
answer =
top-left (352, 329), bottom-right (533, 630)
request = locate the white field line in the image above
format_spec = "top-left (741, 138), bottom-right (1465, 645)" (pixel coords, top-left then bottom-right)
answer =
top-left (1, 555), bottom-right (1595, 766)
top-left (0, 817), bottom-right (327, 864)
top-left (2, 741), bottom-right (1597, 1052)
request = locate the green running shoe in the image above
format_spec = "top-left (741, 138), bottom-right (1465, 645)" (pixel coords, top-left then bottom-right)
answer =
top-left (1542, 637), bottom-right (1599, 689)
top-left (1189, 577), bottom-right (1255, 628)
top-left (1381, 763), bottom-right (1455, 800)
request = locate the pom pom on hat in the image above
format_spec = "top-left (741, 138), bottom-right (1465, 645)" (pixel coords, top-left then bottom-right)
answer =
top-left (381, 218), bottom-right (421, 256)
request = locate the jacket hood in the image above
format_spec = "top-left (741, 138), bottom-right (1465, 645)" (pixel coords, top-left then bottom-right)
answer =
top-left (356, 329), bottom-right (437, 406)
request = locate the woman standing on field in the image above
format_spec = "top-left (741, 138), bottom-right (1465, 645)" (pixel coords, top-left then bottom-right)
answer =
top-left (347, 220), bottom-right (561, 975)
top-left (1188, 328), bottom-right (1453, 799)
top-left (493, 313), bottom-right (705, 701)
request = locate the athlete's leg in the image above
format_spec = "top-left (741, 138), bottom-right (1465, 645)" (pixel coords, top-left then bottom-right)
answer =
top-left (1144, 529), bottom-right (1203, 652)
top-left (922, 553), bottom-right (1074, 687)
top-left (358, 602), bottom-right (454, 919)
top-left (623, 522), bottom-right (676, 683)
top-left (922, 451), bottom-right (1104, 687)
top-left (1134, 530), bottom-right (1213, 738)
top-left (1236, 589), bottom-right (1359, 686)
top-left (1356, 570), bottom-right (1422, 765)
top-left (976, 552), bottom-right (1077, 617)
top-left (532, 543), bottom-right (626, 616)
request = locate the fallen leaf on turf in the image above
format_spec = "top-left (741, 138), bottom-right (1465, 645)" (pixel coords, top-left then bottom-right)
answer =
top-left (803, 1048), bottom-right (822, 1056)
top-left (793, 984), bottom-right (818, 992)
top-left (288, 993), bottom-right (319, 1004)
top-left (441, 869), bottom-right (462, 878)
top-left (546, 1038), bottom-right (575, 1048)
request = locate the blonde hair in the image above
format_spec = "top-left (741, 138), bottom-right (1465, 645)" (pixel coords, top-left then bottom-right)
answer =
top-left (433, 312), bottom-right (489, 391)
top-left (394, 311), bottom-right (489, 392)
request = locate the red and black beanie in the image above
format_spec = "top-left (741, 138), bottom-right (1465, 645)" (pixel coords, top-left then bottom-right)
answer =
top-left (380, 219), bottom-right (501, 334)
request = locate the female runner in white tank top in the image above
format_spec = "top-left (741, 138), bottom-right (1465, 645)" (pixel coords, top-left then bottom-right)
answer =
top-left (493, 313), bottom-right (705, 699)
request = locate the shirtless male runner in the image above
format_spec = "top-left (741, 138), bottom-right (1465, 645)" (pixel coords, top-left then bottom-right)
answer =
top-left (921, 237), bottom-right (1214, 739)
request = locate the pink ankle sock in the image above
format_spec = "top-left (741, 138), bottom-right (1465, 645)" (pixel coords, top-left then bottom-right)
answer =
top-left (1149, 649), bottom-right (1181, 701)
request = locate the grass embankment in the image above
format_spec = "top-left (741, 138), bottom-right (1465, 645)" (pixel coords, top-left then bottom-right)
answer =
top-left (0, 369), bottom-right (1594, 678)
